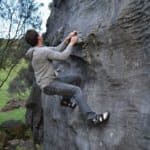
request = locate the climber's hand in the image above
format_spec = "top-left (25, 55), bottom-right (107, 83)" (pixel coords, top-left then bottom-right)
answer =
top-left (70, 35), bottom-right (78, 46)
top-left (65, 31), bottom-right (77, 41)
top-left (69, 31), bottom-right (77, 37)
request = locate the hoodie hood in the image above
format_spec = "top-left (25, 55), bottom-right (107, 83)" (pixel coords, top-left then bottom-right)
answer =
top-left (25, 47), bottom-right (35, 59)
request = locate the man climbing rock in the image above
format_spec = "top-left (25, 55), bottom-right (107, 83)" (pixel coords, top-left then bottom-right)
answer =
top-left (25, 29), bottom-right (109, 125)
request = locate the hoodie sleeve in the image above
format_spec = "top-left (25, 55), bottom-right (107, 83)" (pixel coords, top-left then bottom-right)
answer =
top-left (47, 44), bottom-right (73, 60)
top-left (52, 41), bottom-right (68, 52)
top-left (25, 48), bottom-right (35, 60)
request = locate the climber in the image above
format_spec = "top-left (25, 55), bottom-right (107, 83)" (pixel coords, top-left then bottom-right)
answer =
top-left (25, 29), bottom-right (110, 125)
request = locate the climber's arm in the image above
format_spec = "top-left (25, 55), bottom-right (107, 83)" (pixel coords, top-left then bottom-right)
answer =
top-left (47, 44), bottom-right (73, 60)
top-left (52, 39), bottom-right (69, 52)
top-left (47, 35), bottom-right (78, 60)
top-left (53, 31), bottom-right (77, 52)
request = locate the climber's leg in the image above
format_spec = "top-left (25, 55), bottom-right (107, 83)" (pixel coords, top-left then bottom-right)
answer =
top-left (43, 80), bottom-right (96, 119)
top-left (57, 74), bottom-right (82, 85)
top-left (57, 74), bottom-right (82, 108)
top-left (43, 80), bottom-right (110, 124)
top-left (58, 76), bottom-right (110, 123)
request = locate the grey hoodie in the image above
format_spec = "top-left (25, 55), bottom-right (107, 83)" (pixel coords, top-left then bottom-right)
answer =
top-left (26, 41), bottom-right (73, 89)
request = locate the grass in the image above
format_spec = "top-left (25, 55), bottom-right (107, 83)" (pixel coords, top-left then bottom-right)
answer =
top-left (0, 59), bottom-right (29, 124)
top-left (0, 108), bottom-right (26, 123)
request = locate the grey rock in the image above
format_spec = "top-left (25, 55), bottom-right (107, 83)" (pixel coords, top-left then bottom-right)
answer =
top-left (25, 81), bottom-right (43, 144)
top-left (28, 0), bottom-right (150, 150)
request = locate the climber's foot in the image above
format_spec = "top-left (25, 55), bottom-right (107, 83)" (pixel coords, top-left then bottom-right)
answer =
top-left (88, 112), bottom-right (110, 125)
top-left (60, 99), bottom-right (77, 109)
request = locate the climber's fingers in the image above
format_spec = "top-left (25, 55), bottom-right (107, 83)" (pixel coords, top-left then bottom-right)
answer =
top-left (69, 31), bottom-right (77, 37)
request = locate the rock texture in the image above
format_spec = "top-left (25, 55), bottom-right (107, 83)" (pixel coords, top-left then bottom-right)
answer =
top-left (26, 81), bottom-right (43, 144)
top-left (28, 0), bottom-right (150, 149)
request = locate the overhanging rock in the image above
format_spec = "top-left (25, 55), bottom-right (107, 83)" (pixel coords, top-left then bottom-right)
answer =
top-left (37, 0), bottom-right (150, 149)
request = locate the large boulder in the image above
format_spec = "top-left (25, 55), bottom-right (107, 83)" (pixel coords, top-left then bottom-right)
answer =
top-left (25, 82), bottom-right (43, 144)
top-left (27, 0), bottom-right (150, 149)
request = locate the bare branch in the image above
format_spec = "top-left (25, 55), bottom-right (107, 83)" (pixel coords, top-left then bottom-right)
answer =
top-left (0, 0), bottom-right (42, 85)
top-left (0, 64), bottom-right (16, 88)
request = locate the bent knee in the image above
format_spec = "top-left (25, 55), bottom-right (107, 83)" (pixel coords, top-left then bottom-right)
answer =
top-left (74, 86), bottom-right (82, 95)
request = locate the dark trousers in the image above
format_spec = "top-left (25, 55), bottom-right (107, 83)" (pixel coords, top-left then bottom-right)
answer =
top-left (43, 75), bottom-right (96, 120)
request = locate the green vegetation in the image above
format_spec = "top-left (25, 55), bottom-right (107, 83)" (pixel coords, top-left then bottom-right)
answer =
top-left (0, 108), bottom-right (26, 123)
top-left (0, 59), bottom-right (29, 124)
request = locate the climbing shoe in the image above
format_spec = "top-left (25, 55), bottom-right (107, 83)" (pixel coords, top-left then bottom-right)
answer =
top-left (88, 112), bottom-right (110, 125)
top-left (60, 98), bottom-right (77, 109)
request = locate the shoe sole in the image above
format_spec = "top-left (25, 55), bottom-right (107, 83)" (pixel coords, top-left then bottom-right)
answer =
top-left (87, 112), bottom-right (110, 127)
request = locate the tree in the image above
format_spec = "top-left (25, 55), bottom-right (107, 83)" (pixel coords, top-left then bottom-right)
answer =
top-left (0, 0), bottom-right (43, 88)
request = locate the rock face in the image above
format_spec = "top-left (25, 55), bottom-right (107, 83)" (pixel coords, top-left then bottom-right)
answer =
top-left (29, 0), bottom-right (150, 149)
top-left (26, 82), bottom-right (43, 144)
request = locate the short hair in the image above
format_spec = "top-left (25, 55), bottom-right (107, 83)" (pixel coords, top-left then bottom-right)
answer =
top-left (25, 29), bottom-right (39, 46)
